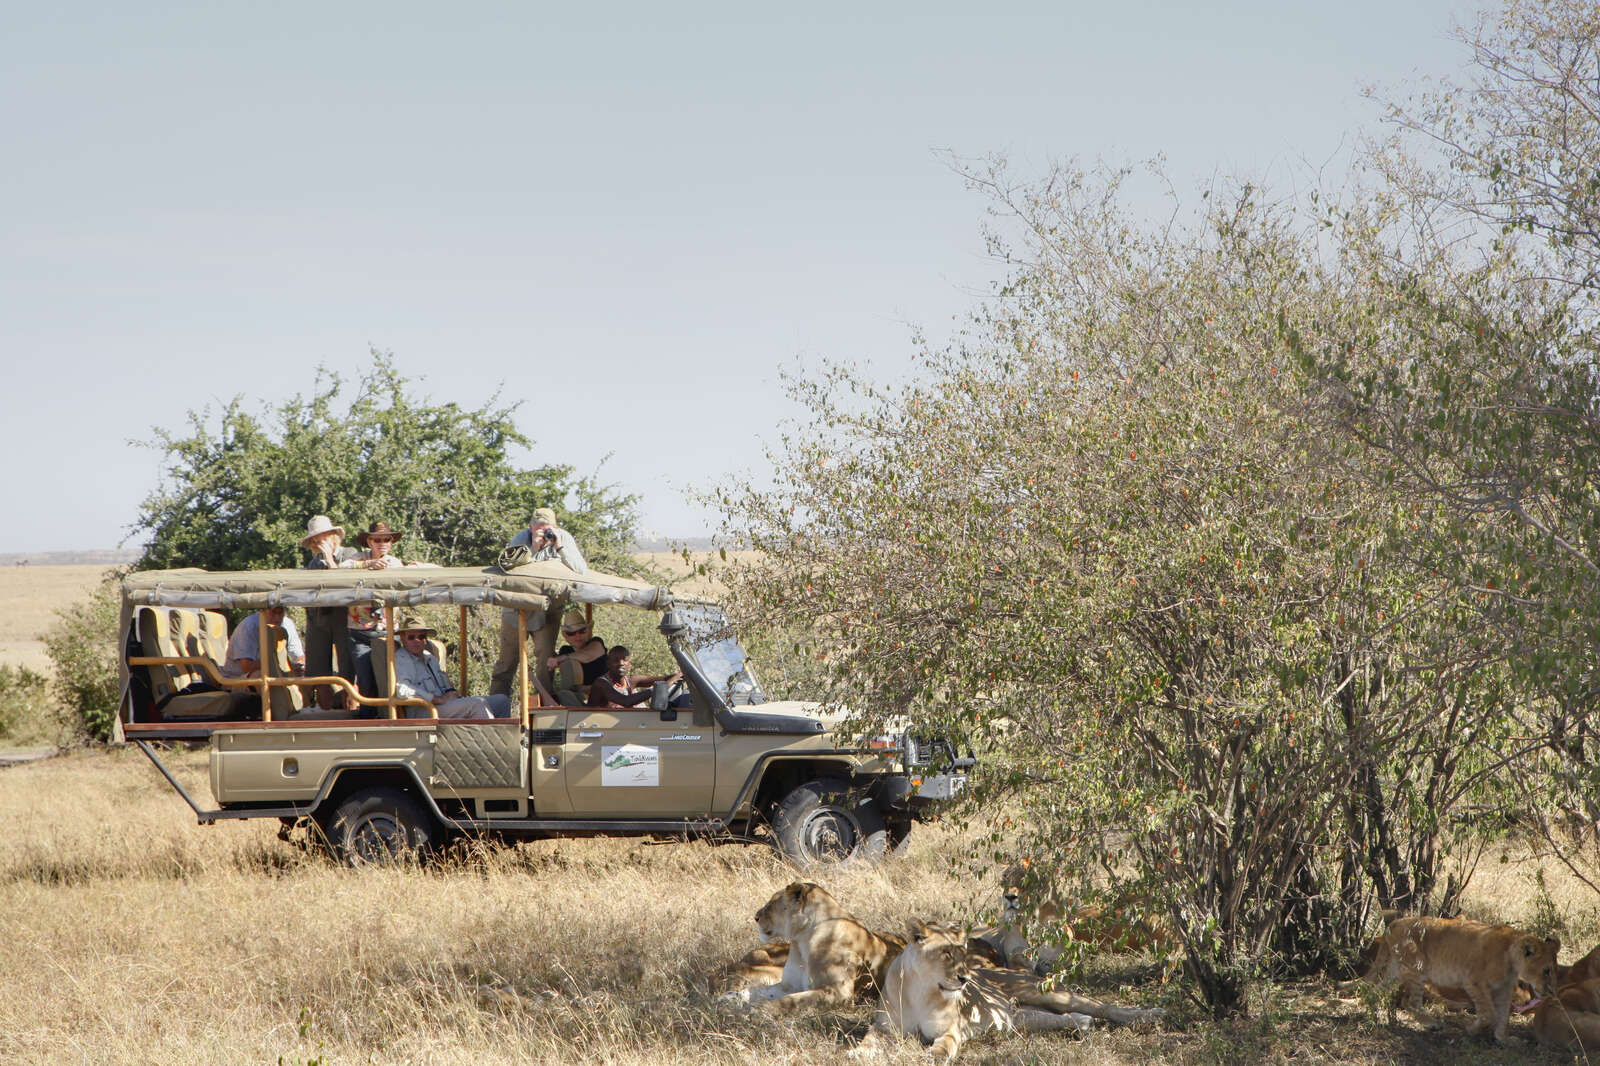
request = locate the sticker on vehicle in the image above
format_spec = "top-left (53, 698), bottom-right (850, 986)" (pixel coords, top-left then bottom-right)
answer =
top-left (601, 744), bottom-right (660, 787)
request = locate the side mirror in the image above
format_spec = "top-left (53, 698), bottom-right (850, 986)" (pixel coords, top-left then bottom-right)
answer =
top-left (651, 681), bottom-right (675, 718)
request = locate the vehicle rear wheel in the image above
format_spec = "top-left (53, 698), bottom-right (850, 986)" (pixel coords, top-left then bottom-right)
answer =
top-left (772, 777), bottom-right (888, 867)
top-left (323, 786), bottom-right (437, 866)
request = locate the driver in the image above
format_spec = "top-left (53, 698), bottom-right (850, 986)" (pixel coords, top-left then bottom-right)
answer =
top-left (586, 646), bottom-right (682, 708)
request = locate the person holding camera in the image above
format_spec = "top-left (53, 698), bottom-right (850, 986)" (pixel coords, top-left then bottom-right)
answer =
top-left (510, 508), bottom-right (587, 573)
top-left (489, 507), bottom-right (588, 698)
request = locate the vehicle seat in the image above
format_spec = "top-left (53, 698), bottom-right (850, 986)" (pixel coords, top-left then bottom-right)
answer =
top-left (261, 622), bottom-right (305, 719)
top-left (140, 606), bottom-right (234, 720)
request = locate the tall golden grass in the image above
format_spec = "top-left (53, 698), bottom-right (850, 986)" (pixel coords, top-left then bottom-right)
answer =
top-left (0, 564), bottom-right (113, 674)
top-left (4, 745), bottom-right (1598, 1065)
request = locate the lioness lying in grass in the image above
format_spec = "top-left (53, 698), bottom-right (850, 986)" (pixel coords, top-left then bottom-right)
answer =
top-left (725, 881), bottom-right (905, 1011)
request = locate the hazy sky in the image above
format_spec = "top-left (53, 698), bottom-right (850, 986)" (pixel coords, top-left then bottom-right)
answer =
top-left (1, 1), bottom-right (1474, 554)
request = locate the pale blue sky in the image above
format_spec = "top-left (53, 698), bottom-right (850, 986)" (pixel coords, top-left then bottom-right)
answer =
top-left (1, 1), bottom-right (1473, 554)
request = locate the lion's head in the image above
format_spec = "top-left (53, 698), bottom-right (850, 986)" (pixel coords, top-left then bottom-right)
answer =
top-left (754, 881), bottom-right (842, 943)
top-left (999, 862), bottom-right (1062, 927)
top-left (904, 919), bottom-right (974, 1000)
top-left (1518, 934), bottom-right (1562, 996)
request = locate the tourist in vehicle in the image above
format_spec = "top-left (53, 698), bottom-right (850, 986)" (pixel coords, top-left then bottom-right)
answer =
top-left (392, 615), bottom-right (510, 719)
top-left (346, 603), bottom-right (382, 699)
top-left (586, 645), bottom-right (681, 708)
top-left (547, 610), bottom-right (608, 706)
top-left (300, 515), bottom-right (359, 710)
top-left (220, 605), bottom-right (305, 715)
top-left (490, 507), bottom-right (587, 698)
top-left (349, 521), bottom-right (405, 569)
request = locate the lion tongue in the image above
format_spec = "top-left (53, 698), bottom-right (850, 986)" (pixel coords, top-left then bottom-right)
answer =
top-left (1515, 997), bottom-right (1543, 1014)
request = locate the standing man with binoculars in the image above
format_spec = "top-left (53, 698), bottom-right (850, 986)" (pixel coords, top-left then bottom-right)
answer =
top-left (489, 507), bottom-right (588, 698)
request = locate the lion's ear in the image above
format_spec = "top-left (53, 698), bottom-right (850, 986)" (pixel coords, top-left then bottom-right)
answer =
top-left (908, 918), bottom-right (932, 943)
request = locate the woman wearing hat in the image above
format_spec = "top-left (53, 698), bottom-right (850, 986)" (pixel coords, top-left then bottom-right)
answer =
top-left (301, 515), bottom-right (359, 710)
top-left (350, 521), bottom-right (405, 570)
top-left (546, 610), bottom-right (609, 706)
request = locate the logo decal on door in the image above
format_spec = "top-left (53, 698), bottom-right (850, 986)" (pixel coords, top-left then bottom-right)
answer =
top-left (601, 744), bottom-right (660, 787)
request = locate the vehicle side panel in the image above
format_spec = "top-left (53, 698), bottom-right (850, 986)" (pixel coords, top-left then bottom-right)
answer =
top-left (211, 726), bottom-right (437, 803)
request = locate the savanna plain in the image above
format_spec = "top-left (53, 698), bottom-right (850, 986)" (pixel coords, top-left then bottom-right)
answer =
top-left (4, 563), bottom-right (1599, 1065)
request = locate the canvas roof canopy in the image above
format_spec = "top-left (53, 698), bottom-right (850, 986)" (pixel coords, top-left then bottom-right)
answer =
top-left (121, 561), bottom-right (671, 613)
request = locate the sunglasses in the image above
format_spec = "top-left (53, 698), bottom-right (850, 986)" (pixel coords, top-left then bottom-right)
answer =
top-left (563, 627), bottom-right (587, 636)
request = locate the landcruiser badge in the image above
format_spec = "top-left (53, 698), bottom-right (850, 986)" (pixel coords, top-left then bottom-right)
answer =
top-left (662, 734), bottom-right (703, 742)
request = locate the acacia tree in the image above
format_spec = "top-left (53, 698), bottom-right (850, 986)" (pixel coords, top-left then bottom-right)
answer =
top-left (132, 355), bottom-right (640, 573)
top-left (1302, 0), bottom-right (1600, 883)
top-left (718, 165), bottom-right (1515, 1014)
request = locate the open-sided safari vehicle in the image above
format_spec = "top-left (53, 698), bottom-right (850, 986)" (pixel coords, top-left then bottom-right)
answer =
top-left (118, 561), bottom-right (967, 866)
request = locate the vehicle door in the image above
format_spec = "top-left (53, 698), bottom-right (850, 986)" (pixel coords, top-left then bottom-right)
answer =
top-left (562, 705), bottom-right (715, 817)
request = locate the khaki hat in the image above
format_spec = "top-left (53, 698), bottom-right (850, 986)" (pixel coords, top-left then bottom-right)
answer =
top-left (395, 614), bottom-right (435, 637)
top-left (356, 521), bottom-right (403, 547)
top-left (300, 515), bottom-right (345, 548)
top-left (560, 610), bottom-right (589, 635)
top-left (531, 507), bottom-right (558, 527)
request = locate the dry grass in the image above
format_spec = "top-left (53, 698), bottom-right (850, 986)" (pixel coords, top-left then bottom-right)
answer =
top-left (634, 550), bottom-right (755, 600)
top-left (3, 749), bottom-right (1597, 1065)
top-left (0, 563), bottom-right (114, 674)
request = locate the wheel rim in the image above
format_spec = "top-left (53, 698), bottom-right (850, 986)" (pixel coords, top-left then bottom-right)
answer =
top-left (800, 806), bottom-right (860, 863)
top-left (346, 811), bottom-right (410, 864)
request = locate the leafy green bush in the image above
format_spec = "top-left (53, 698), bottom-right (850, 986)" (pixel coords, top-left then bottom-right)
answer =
top-left (0, 663), bottom-right (57, 745)
top-left (44, 578), bottom-right (123, 743)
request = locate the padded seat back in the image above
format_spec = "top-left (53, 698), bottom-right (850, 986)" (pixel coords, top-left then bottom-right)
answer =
top-left (138, 607), bottom-right (217, 702)
top-left (261, 623), bottom-right (304, 718)
top-left (140, 606), bottom-right (239, 721)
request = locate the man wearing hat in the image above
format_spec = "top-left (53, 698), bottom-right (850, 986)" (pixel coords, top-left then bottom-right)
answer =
top-left (301, 515), bottom-right (359, 709)
top-left (489, 507), bottom-right (587, 697)
top-left (391, 616), bottom-right (509, 719)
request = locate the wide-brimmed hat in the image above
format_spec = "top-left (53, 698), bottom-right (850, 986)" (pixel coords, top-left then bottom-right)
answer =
top-left (395, 614), bottom-right (435, 637)
top-left (531, 507), bottom-right (558, 528)
top-left (300, 514), bottom-right (345, 548)
top-left (560, 610), bottom-right (589, 635)
top-left (356, 521), bottom-right (403, 547)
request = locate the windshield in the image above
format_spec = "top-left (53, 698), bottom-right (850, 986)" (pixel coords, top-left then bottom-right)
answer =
top-left (676, 602), bottom-right (765, 705)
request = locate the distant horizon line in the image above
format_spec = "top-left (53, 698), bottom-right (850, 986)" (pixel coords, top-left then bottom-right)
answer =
top-left (0, 537), bottom-right (733, 566)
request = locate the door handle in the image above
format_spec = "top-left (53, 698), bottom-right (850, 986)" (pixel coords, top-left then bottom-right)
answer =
top-left (578, 731), bottom-right (603, 739)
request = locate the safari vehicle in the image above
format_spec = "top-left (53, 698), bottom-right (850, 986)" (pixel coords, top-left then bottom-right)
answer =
top-left (117, 561), bottom-right (967, 866)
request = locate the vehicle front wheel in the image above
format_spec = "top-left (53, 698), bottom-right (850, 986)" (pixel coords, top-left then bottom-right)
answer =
top-left (772, 777), bottom-right (888, 867)
top-left (323, 786), bottom-right (438, 866)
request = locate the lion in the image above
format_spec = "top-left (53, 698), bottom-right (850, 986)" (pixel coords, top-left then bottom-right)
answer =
top-left (970, 865), bottom-right (1173, 973)
top-left (1532, 976), bottom-right (1600, 1050)
top-left (1558, 943), bottom-right (1600, 989)
top-left (719, 943), bottom-right (790, 992)
top-left (1360, 915), bottom-right (1559, 1043)
top-left (852, 919), bottom-right (1163, 1062)
top-left (728, 881), bottom-right (905, 1012)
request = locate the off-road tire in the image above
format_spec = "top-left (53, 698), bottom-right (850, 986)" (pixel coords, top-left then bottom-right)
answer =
top-left (323, 786), bottom-right (438, 866)
top-left (772, 777), bottom-right (888, 867)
